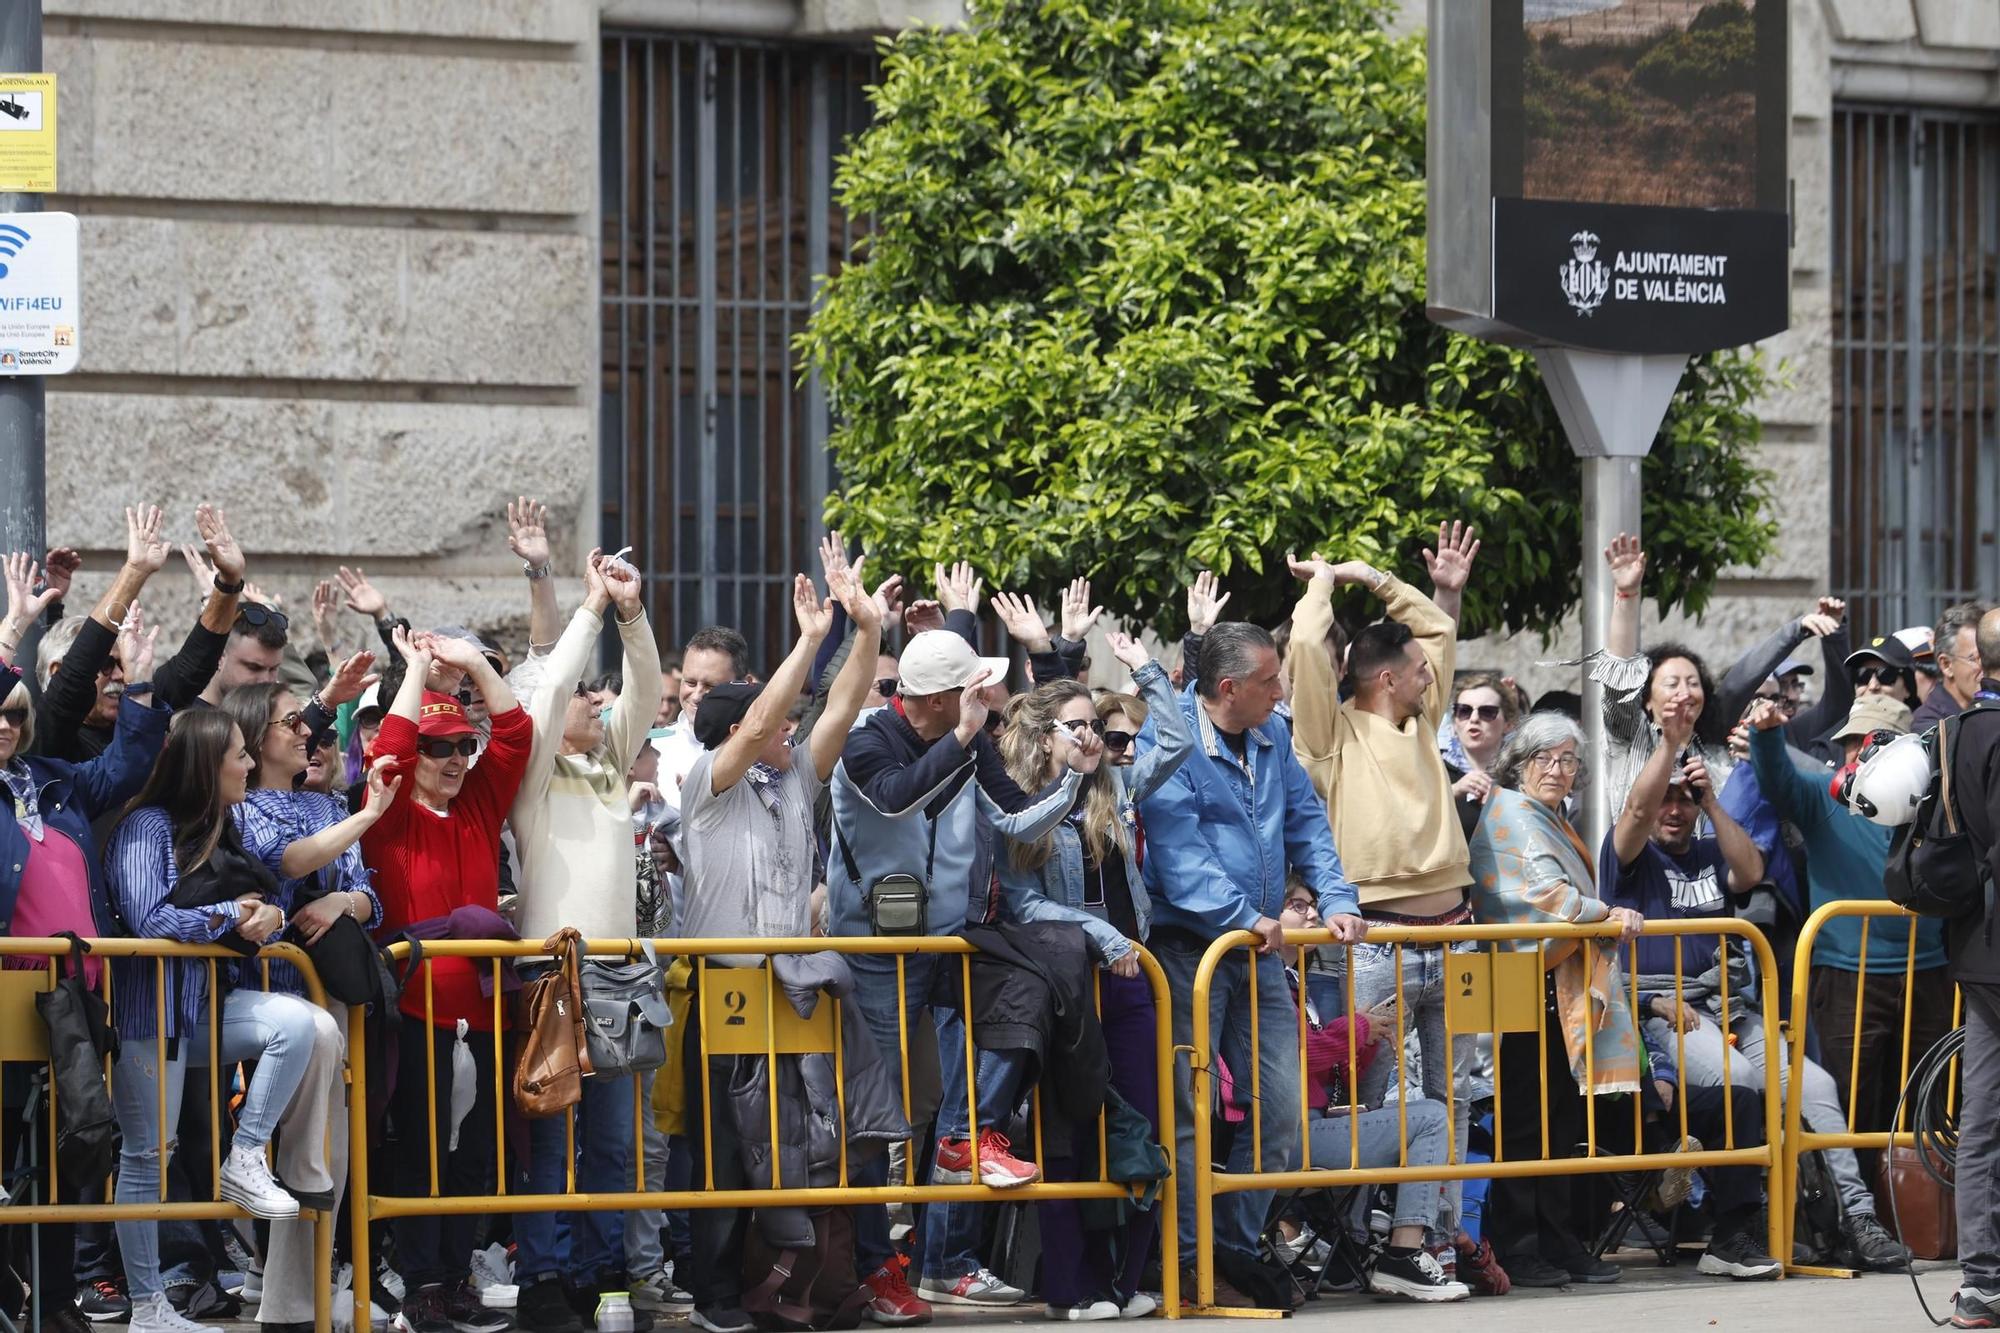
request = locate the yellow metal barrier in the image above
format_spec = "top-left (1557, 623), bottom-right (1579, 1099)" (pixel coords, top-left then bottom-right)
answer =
top-left (1187, 918), bottom-right (1787, 1312)
top-left (349, 936), bottom-right (1182, 1320)
top-left (1782, 899), bottom-right (1959, 1277)
top-left (0, 937), bottom-right (341, 1333)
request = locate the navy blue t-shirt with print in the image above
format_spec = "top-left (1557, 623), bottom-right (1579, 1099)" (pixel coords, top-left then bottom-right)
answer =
top-left (1598, 830), bottom-right (1731, 981)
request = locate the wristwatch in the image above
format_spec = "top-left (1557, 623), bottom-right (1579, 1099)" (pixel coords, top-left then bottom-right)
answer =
top-left (523, 561), bottom-right (553, 581)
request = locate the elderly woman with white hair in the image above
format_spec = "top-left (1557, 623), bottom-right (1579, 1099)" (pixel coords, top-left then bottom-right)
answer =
top-left (1468, 711), bottom-right (1645, 1290)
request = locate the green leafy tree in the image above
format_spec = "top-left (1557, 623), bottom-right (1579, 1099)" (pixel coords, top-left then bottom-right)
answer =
top-left (802, 0), bottom-right (1775, 638)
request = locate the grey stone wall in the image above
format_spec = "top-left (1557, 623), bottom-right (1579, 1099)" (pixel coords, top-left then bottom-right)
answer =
top-left (41, 0), bottom-right (600, 658)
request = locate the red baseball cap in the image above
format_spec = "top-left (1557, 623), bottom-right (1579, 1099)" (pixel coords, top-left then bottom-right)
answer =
top-left (417, 691), bottom-right (477, 739)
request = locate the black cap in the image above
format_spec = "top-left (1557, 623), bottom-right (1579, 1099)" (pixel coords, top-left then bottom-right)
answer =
top-left (694, 682), bottom-right (765, 750)
top-left (1844, 635), bottom-right (1917, 674)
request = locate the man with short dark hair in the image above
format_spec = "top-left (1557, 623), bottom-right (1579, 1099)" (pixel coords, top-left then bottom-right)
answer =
top-left (1941, 605), bottom-right (2000, 1327)
top-left (1139, 619), bottom-right (1363, 1305)
top-left (1912, 601), bottom-right (1992, 732)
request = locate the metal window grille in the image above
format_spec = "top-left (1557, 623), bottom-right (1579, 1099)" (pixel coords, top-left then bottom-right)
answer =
top-left (1831, 107), bottom-right (2000, 638)
top-left (601, 34), bottom-right (878, 673)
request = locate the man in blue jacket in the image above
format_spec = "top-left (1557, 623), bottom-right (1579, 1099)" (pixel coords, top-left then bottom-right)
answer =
top-left (1138, 621), bottom-right (1363, 1305)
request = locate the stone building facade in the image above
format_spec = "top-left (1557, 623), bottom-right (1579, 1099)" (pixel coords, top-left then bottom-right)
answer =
top-left (32, 0), bottom-right (2000, 689)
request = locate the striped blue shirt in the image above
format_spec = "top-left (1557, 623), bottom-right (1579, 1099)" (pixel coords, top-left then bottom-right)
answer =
top-left (105, 806), bottom-right (254, 1042)
top-left (235, 788), bottom-right (382, 998)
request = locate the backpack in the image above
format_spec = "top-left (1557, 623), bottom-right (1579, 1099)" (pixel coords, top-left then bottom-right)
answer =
top-left (1884, 701), bottom-right (2000, 922)
top-left (740, 1208), bottom-right (868, 1331)
top-left (34, 934), bottom-right (119, 1186)
top-left (1793, 1148), bottom-right (1845, 1265)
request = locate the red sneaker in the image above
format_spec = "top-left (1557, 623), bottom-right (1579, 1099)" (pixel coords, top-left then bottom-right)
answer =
top-left (863, 1263), bottom-right (932, 1326)
top-left (931, 1129), bottom-right (1040, 1188)
top-left (1454, 1235), bottom-right (1511, 1296)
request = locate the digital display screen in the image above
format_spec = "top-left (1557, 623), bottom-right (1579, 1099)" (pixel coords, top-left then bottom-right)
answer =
top-left (1492, 0), bottom-right (1788, 212)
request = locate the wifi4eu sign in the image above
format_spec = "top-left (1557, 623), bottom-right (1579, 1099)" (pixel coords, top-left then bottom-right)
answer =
top-left (0, 211), bottom-right (77, 375)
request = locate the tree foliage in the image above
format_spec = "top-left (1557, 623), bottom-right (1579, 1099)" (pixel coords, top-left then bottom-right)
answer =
top-left (802, 0), bottom-right (1776, 638)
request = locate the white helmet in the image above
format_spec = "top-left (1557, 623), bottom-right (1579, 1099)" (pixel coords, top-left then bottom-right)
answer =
top-left (1843, 731), bottom-right (1932, 827)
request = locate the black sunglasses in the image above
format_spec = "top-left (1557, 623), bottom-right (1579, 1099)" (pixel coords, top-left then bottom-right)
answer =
top-left (0, 708), bottom-right (25, 729)
top-left (234, 603), bottom-right (289, 634)
top-left (983, 712), bottom-right (1003, 735)
top-left (874, 677), bottom-right (898, 698)
top-left (1059, 717), bottom-right (1107, 737)
top-left (1454, 703), bottom-right (1502, 722)
top-left (1103, 729), bottom-right (1135, 752)
top-left (1854, 665), bottom-right (1904, 687)
top-left (417, 737), bottom-right (479, 760)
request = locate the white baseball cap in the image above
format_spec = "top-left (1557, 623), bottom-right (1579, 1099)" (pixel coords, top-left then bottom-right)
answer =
top-left (897, 631), bottom-right (1010, 698)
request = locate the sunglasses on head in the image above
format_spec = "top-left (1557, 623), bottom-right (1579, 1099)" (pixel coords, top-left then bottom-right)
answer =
top-left (1103, 729), bottom-right (1135, 752)
top-left (1454, 703), bottom-right (1502, 722)
top-left (0, 708), bottom-right (25, 729)
top-left (1058, 717), bottom-right (1107, 737)
top-left (234, 603), bottom-right (289, 634)
top-left (1854, 665), bottom-right (1904, 687)
top-left (417, 737), bottom-right (479, 760)
top-left (873, 677), bottom-right (898, 698)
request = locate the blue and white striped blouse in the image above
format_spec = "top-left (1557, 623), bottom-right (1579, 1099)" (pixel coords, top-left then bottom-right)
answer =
top-left (105, 806), bottom-right (255, 1043)
top-left (235, 788), bottom-right (382, 997)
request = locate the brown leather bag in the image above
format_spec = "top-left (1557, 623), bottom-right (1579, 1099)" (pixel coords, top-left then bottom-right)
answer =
top-left (1876, 1143), bottom-right (1957, 1261)
top-left (513, 927), bottom-right (594, 1118)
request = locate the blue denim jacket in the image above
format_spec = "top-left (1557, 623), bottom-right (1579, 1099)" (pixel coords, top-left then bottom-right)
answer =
top-left (995, 662), bottom-right (1195, 962)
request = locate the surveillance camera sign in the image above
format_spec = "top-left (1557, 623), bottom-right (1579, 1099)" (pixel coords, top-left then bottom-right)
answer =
top-left (0, 211), bottom-right (79, 375)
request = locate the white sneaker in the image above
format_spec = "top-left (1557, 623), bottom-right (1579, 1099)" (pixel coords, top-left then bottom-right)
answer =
top-left (241, 1268), bottom-right (263, 1302)
top-left (219, 1144), bottom-right (300, 1219)
top-left (1044, 1301), bottom-right (1119, 1321)
top-left (129, 1292), bottom-right (223, 1333)
top-left (918, 1269), bottom-right (1026, 1306)
top-left (1118, 1293), bottom-right (1159, 1320)
top-left (376, 1261), bottom-right (408, 1303)
top-left (469, 1245), bottom-right (516, 1308)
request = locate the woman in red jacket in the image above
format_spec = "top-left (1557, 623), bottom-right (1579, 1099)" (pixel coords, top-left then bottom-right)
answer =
top-left (361, 627), bottom-right (529, 1333)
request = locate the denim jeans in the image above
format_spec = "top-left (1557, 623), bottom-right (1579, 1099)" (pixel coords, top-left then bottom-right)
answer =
top-left (923, 1010), bottom-right (1032, 1281)
top-left (624, 1069), bottom-right (674, 1278)
top-left (1346, 939), bottom-right (1473, 1238)
top-left (517, 1068), bottom-right (635, 1284)
top-left (1306, 1098), bottom-right (1448, 1232)
top-left (111, 988), bottom-right (326, 1300)
top-left (1155, 933), bottom-right (1300, 1263)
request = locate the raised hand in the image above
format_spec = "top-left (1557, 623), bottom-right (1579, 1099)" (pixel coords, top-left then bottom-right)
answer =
top-left (1746, 698), bottom-right (1785, 733)
top-left (1604, 532), bottom-right (1646, 596)
top-left (870, 572), bottom-right (904, 628)
top-left (793, 572), bottom-right (833, 640)
top-left (311, 579), bottom-right (341, 647)
top-left (506, 496), bottom-right (552, 569)
top-left (817, 530), bottom-right (852, 588)
top-left (3, 553), bottom-right (60, 628)
top-left (601, 551), bottom-right (644, 616)
top-left (195, 504), bottom-right (245, 584)
top-left (338, 566), bottom-right (389, 620)
top-left (1423, 520), bottom-right (1480, 594)
top-left (425, 633), bottom-right (486, 676)
top-left (391, 623), bottom-right (432, 671)
top-left (1062, 724), bottom-right (1104, 774)
top-left (1681, 751), bottom-right (1714, 807)
top-left (126, 505), bottom-right (170, 575)
top-left (1105, 630), bottom-right (1150, 674)
top-left (1186, 570), bottom-right (1230, 636)
top-left (322, 650), bottom-right (380, 708)
top-left (116, 605), bottom-right (160, 684)
top-left (362, 754), bottom-right (403, 818)
top-left (904, 599), bottom-right (945, 636)
top-left (832, 555), bottom-right (881, 634)
top-left (990, 591), bottom-right (1051, 652)
top-left (1801, 595), bottom-right (1846, 638)
top-left (953, 677), bottom-right (991, 743)
top-left (1657, 692), bottom-right (1698, 750)
top-left (1285, 549), bottom-right (1338, 585)
top-left (41, 547), bottom-right (79, 602)
top-left (1060, 577), bottom-right (1103, 642)
top-left (934, 561), bottom-right (984, 616)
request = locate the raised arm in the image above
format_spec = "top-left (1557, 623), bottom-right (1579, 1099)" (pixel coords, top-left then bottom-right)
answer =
top-left (1421, 519), bottom-right (1480, 626)
top-left (712, 574), bottom-right (828, 794)
top-left (1687, 748), bottom-right (1765, 895)
top-left (1604, 532), bottom-right (1645, 659)
top-left (1612, 694), bottom-right (1695, 868)
top-left (811, 551), bottom-right (885, 782)
top-left (1282, 553), bottom-right (1346, 775)
top-left (507, 496), bottom-right (564, 655)
top-left (1788, 609), bottom-right (1854, 743)
top-left (600, 554), bottom-right (662, 774)
top-left (1108, 632), bottom-right (1194, 802)
top-left (1745, 699), bottom-right (1827, 831)
top-left (276, 757), bottom-right (403, 879)
top-left (526, 554), bottom-right (613, 786)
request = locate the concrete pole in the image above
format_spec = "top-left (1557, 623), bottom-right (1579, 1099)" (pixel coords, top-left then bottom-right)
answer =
top-left (0, 2), bottom-right (43, 571)
top-left (1579, 454), bottom-right (1643, 850)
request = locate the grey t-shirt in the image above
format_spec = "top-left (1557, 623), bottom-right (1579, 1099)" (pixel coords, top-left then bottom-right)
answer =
top-left (680, 747), bottom-right (825, 966)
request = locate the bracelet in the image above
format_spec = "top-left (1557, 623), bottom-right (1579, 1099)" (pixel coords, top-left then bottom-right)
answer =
top-left (523, 561), bottom-right (553, 581)
top-left (310, 692), bottom-right (331, 715)
top-left (1615, 590), bottom-right (1639, 601)
top-left (213, 576), bottom-right (245, 595)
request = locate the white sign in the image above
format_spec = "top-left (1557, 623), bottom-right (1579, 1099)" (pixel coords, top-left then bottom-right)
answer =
top-left (0, 211), bottom-right (77, 375)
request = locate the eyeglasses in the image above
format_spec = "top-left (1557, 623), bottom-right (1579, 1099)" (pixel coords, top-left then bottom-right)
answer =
top-left (1103, 729), bottom-right (1135, 753)
top-left (1058, 717), bottom-right (1107, 737)
top-left (417, 737), bottom-right (479, 760)
top-left (1528, 751), bottom-right (1581, 774)
top-left (1854, 665), bottom-right (1904, 687)
top-left (874, 678), bottom-right (898, 698)
top-left (0, 708), bottom-right (25, 729)
top-left (234, 603), bottom-right (288, 634)
top-left (1454, 703), bottom-right (1502, 722)
top-left (266, 711), bottom-right (308, 735)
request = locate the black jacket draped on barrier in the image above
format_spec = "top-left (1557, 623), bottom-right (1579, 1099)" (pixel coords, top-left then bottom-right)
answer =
top-left (948, 920), bottom-right (1109, 1127)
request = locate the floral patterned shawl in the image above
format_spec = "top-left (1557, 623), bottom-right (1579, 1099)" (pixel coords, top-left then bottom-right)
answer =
top-left (1468, 788), bottom-right (1640, 1095)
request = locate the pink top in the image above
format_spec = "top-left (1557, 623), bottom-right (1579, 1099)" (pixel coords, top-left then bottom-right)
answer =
top-left (10, 827), bottom-right (102, 989)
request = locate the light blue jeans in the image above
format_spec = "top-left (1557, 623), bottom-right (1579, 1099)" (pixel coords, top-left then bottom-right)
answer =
top-left (111, 988), bottom-right (325, 1299)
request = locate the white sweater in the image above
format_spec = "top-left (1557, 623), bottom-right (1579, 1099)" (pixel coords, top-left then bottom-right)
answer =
top-left (510, 604), bottom-right (662, 943)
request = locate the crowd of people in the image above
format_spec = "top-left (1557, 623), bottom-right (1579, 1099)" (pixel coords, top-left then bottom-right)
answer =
top-left (0, 496), bottom-right (1986, 1333)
